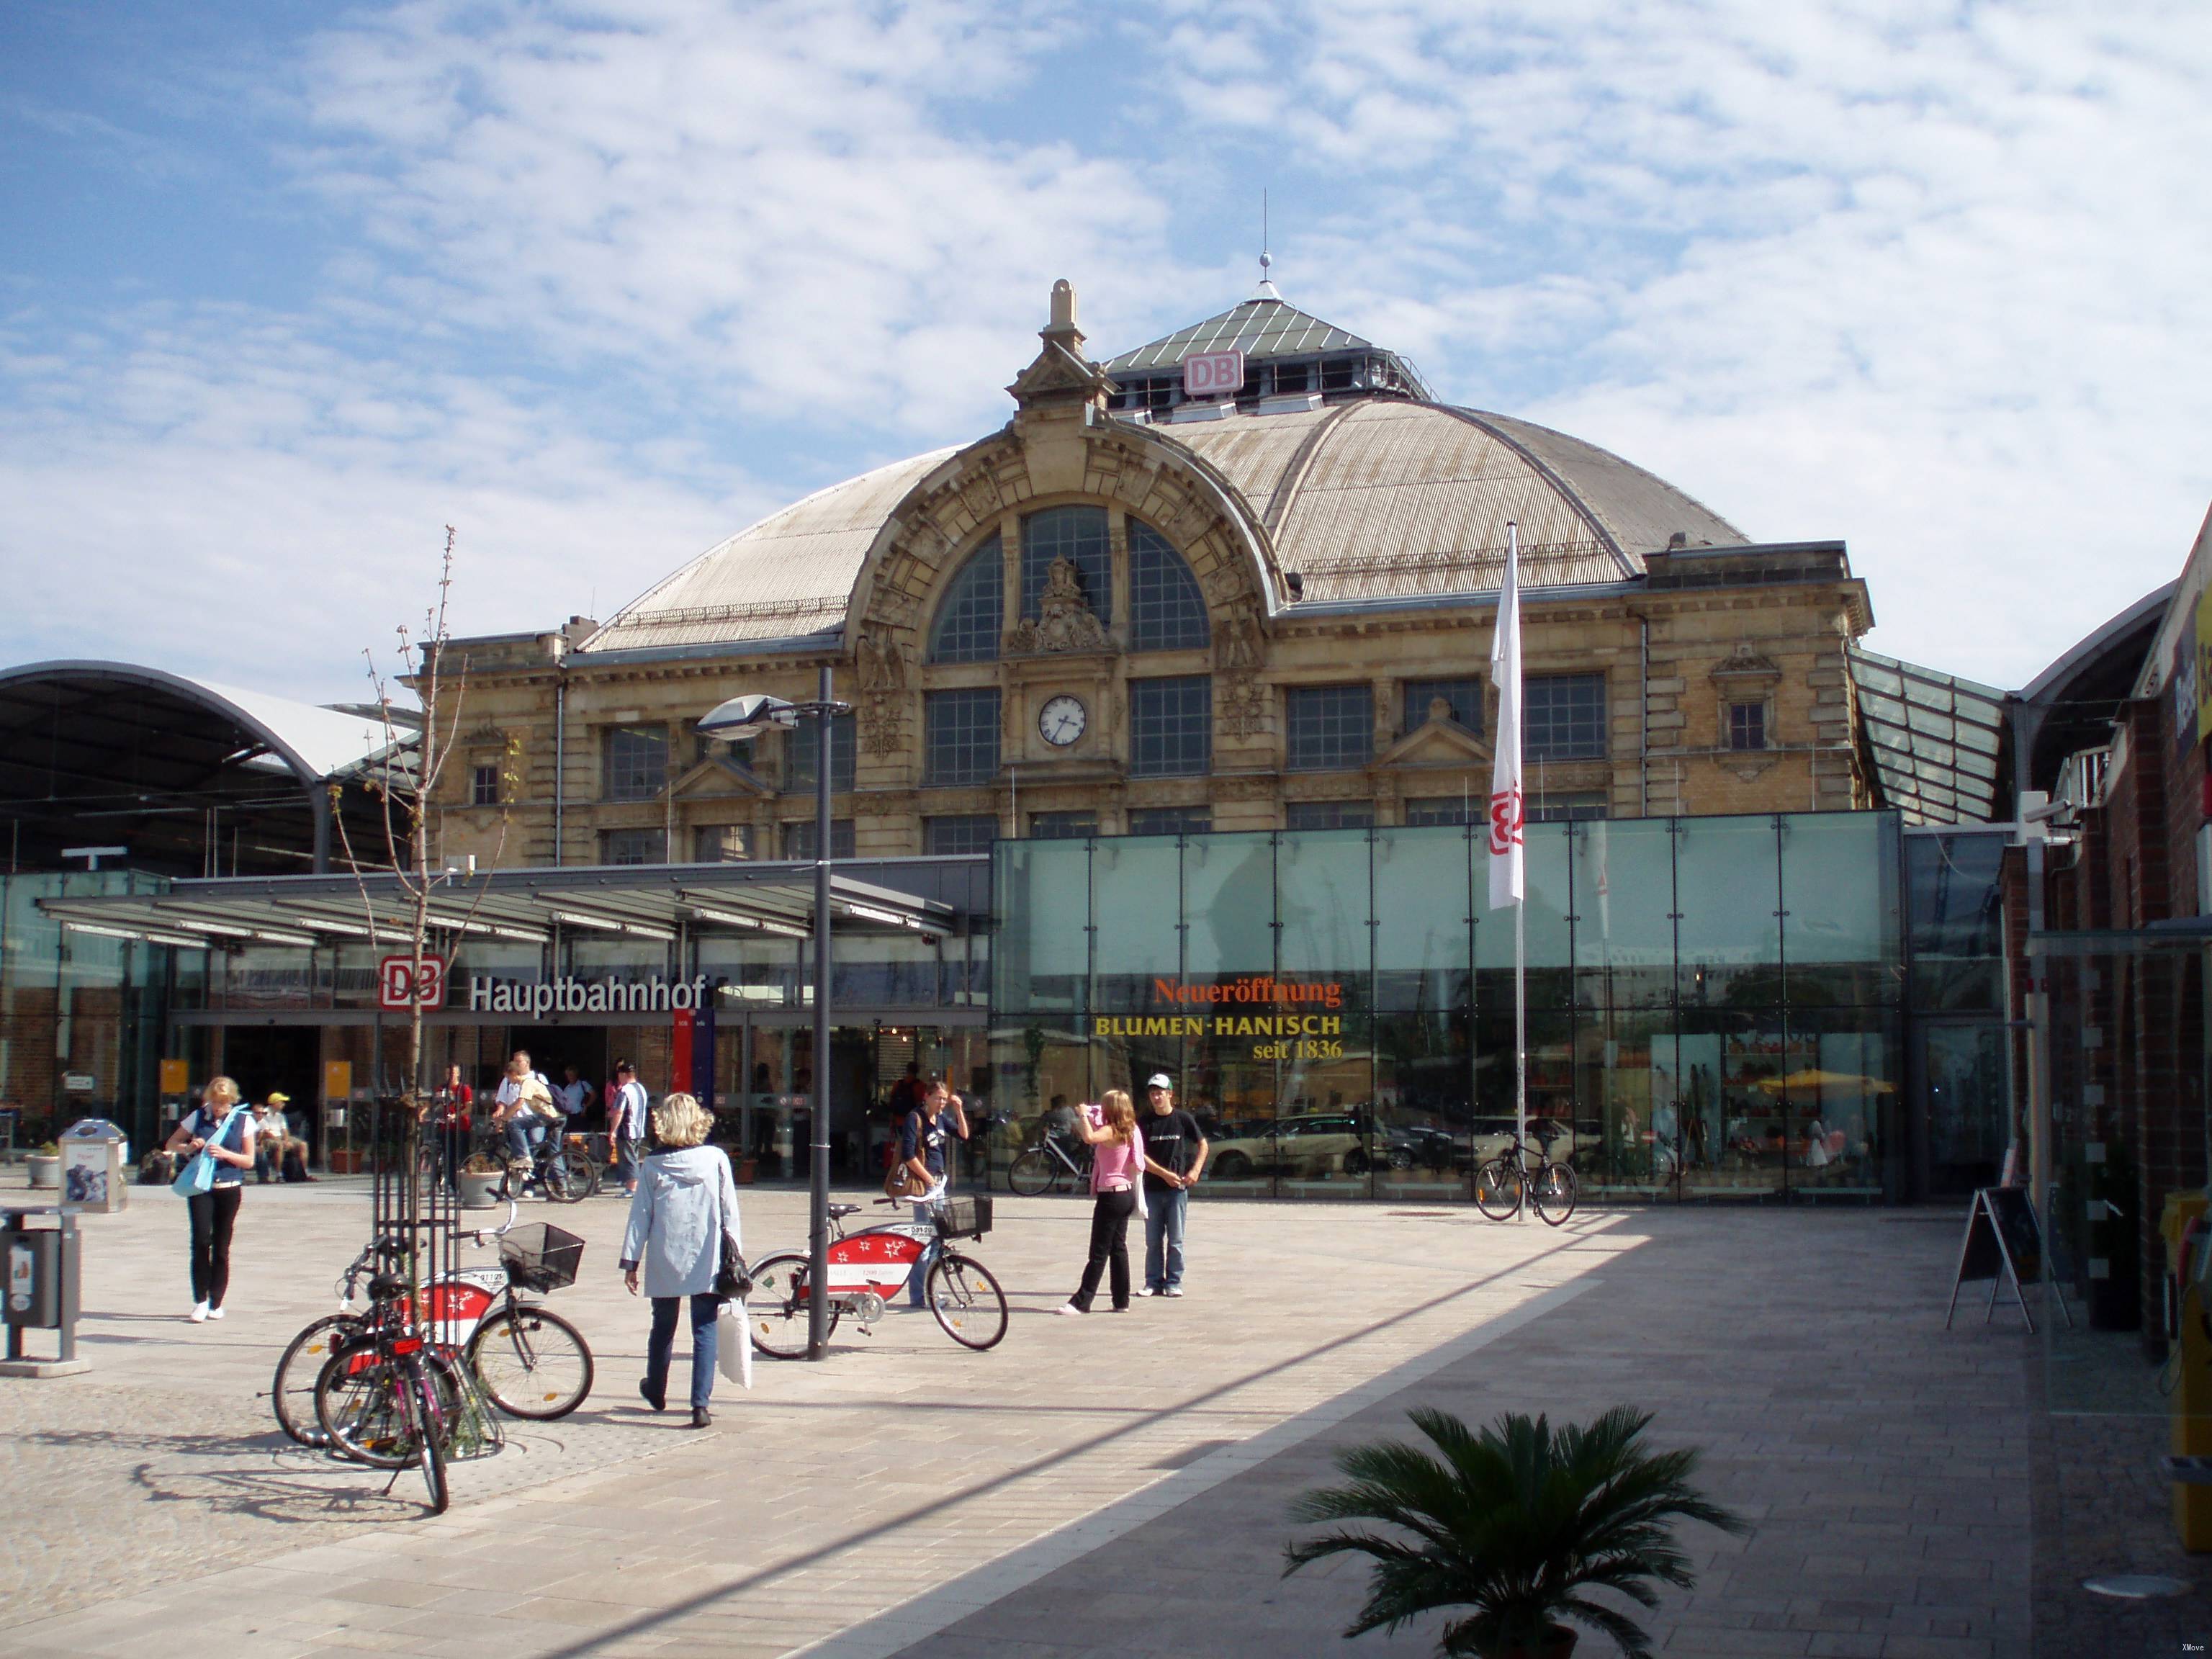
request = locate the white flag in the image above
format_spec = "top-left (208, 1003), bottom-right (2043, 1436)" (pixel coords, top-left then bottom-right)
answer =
top-left (1488, 523), bottom-right (1524, 909)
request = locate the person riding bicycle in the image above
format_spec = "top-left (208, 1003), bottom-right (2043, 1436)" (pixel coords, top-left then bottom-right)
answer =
top-left (493, 1051), bottom-right (560, 1188)
top-left (898, 1076), bottom-right (968, 1309)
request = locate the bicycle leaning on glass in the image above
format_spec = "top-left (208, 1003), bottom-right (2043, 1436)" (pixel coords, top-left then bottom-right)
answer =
top-left (269, 1202), bottom-right (595, 1452)
top-left (747, 1195), bottom-right (1007, 1355)
top-left (1005, 1130), bottom-right (1093, 1197)
top-left (1472, 1129), bottom-right (1579, 1226)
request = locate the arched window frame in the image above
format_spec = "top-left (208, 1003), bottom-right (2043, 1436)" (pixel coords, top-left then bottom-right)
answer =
top-left (1126, 517), bottom-right (1210, 652)
top-left (927, 532), bottom-right (1004, 663)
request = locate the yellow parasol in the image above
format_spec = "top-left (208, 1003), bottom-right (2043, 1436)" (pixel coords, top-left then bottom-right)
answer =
top-left (1754, 1069), bottom-right (1895, 1098)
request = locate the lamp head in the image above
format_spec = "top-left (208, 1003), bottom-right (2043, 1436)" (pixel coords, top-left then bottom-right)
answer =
top-left (697, 693), bottom-right (799, 739)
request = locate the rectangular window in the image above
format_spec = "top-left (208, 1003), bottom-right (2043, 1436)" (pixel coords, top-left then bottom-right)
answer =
top-left (1525, 674), bottom-right (1606, 761)
top-left (693, 824), bottom-right (750, 863)
top-left (1285, 800), bottom-right (1373, 831)
top-left (1528, 793), bottom-right (1607, 824)
top-left (783, 819), bottom-right (855, 860)
top-left (602, 724), bottom-right (669, 801)
top-left (1130, 675), bottom-right (1212, 778)
top-left (1128, 806), bottom-right (1212, 837)
top-left (783, 712), bottom-right (855, 795)
top-left (1727, 702), bottom-right (1768, 751)
top-left (1402, 678), bottom-right (1482, 734)
top-left (925, 814), bottom-right (997, 855)
top-left (923, 688), bottom-right (1001, 786)
top-left (1403, 796), bottom-right (1476, 827)
top-left (601, 827), bottom-right (667, 866)
top-left (469, 764), bottom-right (500, 807)
top-left (1285, 683), bottom-right (1374, 771)
top-left (1029, 811), bottom-right (1097, 840)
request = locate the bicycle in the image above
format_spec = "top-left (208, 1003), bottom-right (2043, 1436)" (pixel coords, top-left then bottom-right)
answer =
top-left (271, 1203), bottom-right (594, 1447)
top-left (1006, 1129), bottom-right (1093, 1197)
top-left (462, 1121), bottom-right (590, 1203)
top-left (748, 1195), bottom-right (1007, 1357)
top-left (313, 1259), bottom-right (468, 1514)
top-left (1473, 1130), bottom-right (1579, 1226)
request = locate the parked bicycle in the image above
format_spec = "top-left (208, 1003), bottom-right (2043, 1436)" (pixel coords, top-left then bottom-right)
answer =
top-left (271, 1203), bottom-right (594, 1448)
top-left (748, 1195), bottom-right (1007, 1356)
top-left (1006, 1130), bottom-right (1093, 1197)
top-left (1473, 1130), bottom-right (1579, 1226)
top-left (312, 1253), bottom-right (471, 1513)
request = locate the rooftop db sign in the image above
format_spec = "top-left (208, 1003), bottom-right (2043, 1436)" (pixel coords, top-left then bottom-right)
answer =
top-left (378, 954), bottom-right (447, 1011)
top-left (1181, 349), bottom-right (1244, 398)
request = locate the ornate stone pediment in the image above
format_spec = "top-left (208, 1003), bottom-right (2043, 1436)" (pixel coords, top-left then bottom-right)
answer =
top-left (670, 757), bottom-right (773, 801)
top-left (1709, 642), bottom-right (1783, 685)
top-left (1378, 714), bottom-right (1491, 770)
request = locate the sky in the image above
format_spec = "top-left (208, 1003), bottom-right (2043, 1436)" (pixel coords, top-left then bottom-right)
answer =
top-left (3, 0), bottom-right (2208, 702)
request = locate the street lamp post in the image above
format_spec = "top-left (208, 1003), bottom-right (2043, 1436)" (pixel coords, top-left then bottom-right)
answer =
top-left (698, 670), bottom-right (850, 1359)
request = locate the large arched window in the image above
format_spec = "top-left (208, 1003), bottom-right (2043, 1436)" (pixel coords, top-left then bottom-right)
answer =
top-left (1128, 518), bottom-right (1210, 652)
top-left (928, 534), bottom-right (1004, 662)
top-left (1020, 505), bottom-right (1111, 624)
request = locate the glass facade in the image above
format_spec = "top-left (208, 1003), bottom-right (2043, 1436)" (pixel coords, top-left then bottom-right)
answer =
top-left (1129, 675), bottom-right (1211, 778)
top-left (1526, 673), bottom-right (1606, 761)
top-left (989, 811), bottom-right (1907, 1203)
top-left (923, 688), bottom-right (1001, 786)
top-left (925, 814), bottom-right (997, 855)
top-left (929, 534), bottom-right (1004, 662)
top-left (603, 724), bottom-right (669, 801)
top-left (1285, 685), bottom-right (1375, 771)
top-left (1127, 520), bottom-right (1209, 652)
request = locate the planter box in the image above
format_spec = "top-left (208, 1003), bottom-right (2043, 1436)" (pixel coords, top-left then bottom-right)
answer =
top-left (27, 1155), bottom-right (59, 1190)
top-left (736, 1159), bottom-right (758, 1186)
top-left (458, 1170), bottom-right (505, 1210)
top-left (325, 1149), bottom-right (364, 1176)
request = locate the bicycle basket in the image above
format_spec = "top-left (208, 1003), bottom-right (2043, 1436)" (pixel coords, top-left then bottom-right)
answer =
top-left (499, 1221), bottom-right (585, 1291)
top-left (933, 1195), bottom-right (992, 1239)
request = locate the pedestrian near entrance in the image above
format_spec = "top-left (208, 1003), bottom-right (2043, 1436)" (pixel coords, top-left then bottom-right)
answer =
top-left (432, 1064), bottom-right (473, 1193)
top-left (898, 1077), bottom-right (968, 1307)
top-left (252, 1094), bottom-right (289, 1184)
top-left (621, 1092), bottom-right (741, 1429)
top-left (1136, 1074), bottom-right (1206, 1297)
top-left (1058, 1090), bottom-right (1144, 1316)
top-left (164, 1076), bottom-right (256, 1322)
top-left (609, 1059), bottom-right (649, 1195)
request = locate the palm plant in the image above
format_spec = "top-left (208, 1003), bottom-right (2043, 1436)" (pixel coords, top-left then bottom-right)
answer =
top-left (1283, 1405), bottom-right (1746, 1659)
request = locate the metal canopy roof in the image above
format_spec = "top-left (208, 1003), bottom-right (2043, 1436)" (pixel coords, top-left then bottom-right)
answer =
top-left (1850, 648), bottom-right (2008, 826)
top-left (1103, 296), bottom-right (1376, 374)
top-left (38, 859), bottom-right (968, 950)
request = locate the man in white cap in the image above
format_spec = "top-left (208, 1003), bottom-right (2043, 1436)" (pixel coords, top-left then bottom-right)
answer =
top-left (1136, 1073), bottom-right (1206, 1297)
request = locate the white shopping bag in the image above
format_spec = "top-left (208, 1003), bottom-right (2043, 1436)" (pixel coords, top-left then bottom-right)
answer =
top-left (716, 1298), bottom-right (754, 1390)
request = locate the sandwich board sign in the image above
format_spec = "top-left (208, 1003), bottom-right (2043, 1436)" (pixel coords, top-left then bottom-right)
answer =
top-left (1946, 1186), bottom-right (2073, 1335)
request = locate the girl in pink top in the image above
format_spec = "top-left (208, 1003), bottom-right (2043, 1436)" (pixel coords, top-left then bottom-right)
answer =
top-left (1058, 1090), bottom-right (1144, 1314)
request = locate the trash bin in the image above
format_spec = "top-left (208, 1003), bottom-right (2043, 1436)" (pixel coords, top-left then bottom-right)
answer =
top-left (58, 1119), bottom-right (129, 1213)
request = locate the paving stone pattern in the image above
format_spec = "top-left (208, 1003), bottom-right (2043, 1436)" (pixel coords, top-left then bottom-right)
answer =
top-left (4, 1172), bottom-right (2200, 1657)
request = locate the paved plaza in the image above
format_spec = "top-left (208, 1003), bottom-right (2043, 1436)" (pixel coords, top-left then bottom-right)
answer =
top-left (0, 1173), bottom-right (2190, 1656)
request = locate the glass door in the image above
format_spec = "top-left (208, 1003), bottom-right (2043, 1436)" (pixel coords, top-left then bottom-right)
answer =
top-left (1916, 1020), bottom-right (2007, 1197)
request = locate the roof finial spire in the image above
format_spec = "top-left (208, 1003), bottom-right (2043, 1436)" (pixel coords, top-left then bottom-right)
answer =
top-left (1253, 189), bottom-right (1282, 302)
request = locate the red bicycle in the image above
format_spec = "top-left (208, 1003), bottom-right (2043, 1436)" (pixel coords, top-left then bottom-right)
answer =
top-left (747, 1196), bottom-right (1007, 1355)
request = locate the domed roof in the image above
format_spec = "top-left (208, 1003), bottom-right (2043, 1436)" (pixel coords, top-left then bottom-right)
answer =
top-left (583, 300), bottom-right (1745, 655)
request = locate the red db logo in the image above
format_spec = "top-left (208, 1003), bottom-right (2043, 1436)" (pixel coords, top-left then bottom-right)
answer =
top-left (378, 955), bottom-right (446, 1010)
top-left (1181, 349), bottom-right (1244, 397)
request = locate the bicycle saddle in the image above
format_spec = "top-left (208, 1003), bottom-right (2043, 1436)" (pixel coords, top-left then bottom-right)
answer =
top-left (827, 1202), bottom-right (860, 1219)
top-left (366, 1272), bottom-right (409, 1301)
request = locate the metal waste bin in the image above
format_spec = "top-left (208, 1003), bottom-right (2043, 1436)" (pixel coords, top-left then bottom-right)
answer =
top-left (58, 1119), bottom-right (129, 1213)
top-left (2, 1207), bottom-right (87, 1375)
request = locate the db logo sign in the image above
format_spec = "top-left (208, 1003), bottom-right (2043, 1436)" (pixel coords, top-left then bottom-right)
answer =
top-left (1181, 349), bottom-right (1244, 397)
top-left (378, 955), bottom-right (446, 1011)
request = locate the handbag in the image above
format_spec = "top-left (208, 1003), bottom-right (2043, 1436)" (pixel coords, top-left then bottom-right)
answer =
top-left (714, 1227), bottom-right (754, 1298)
top-left (171, 1107), bottom-right (246, 1198)
top-left (884, 1161), bottom-right (931, 1201)
top-left (715, 1298), bottom-right (754, 1389)
top-left (1131, 1125), bottom-right (1149, 1220)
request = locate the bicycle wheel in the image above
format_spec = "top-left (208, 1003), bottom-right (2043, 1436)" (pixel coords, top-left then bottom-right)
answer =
top-left (1531, 1160), bottom-right (1578, 1227)
top-left (316, 1344), bottom-right (411, 1467)
top-left (468, 1305), bottom-right (594, 1419)
top-left (926, 1253), bottom-right (1008, 1352)
top-left (273, 1313), bottom-right (364, 1447)
top-left (1007, 1148), bottom-right (1053, 1197)
top-left (411, 1360), bottom-right (450, 1514)
top-left (559, 1152), bottom-right (600, 1202)
top-left (1473, 1157), bottom-right (1522, 1221)
top-left (747, 1251), bottom-right (835, 1359)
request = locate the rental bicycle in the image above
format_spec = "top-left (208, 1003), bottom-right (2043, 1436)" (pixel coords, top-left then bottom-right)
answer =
top-left (1006, 1130), bottom-right (1093, 1197)
top-left (1473, 1131), bottom-right (1579, 1226)
top-left (312, 1256), bottom-right (470, 1513)
top-left (748, 1195), bottom-right (1007, 1356)
top-left (271, 1202), bottom-right (594, 1447)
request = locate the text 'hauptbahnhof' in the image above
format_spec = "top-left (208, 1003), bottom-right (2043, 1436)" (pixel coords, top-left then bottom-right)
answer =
top-left (5, 275), bottom-right (2178, 1238)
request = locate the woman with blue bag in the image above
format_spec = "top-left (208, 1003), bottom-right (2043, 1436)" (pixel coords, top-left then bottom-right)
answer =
top-left (163, 1076), bottom-right (256, 1323)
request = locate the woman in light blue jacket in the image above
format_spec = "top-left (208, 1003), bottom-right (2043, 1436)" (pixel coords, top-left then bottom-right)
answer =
top-left (620, 1092), bottom-right (740, 1428)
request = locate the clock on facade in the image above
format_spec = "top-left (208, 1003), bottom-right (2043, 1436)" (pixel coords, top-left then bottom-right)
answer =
top-left (1038, 694), bottom-right (1087, 747)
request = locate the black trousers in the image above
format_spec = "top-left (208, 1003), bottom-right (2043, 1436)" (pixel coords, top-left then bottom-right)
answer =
top-left (1071, 1187), bottom-right (1136, 1311)
top-left (187, 1186), bottom-right (243, 1307)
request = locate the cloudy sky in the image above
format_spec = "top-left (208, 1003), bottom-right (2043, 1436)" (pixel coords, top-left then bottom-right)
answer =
top-left (4, 0), bottom-right (2207, 700)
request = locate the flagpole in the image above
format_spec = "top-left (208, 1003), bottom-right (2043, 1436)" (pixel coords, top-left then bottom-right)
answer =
top-left (1510, 527), bottom-right (1527, 1221)
top-left (1488, 519), bottom-right (1527, 1222)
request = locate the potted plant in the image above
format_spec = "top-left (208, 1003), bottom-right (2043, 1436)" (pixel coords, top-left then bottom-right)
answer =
top-left (1284, 1406), bottom-right (1745, 1659)
top-left (457, 1153), bottom-right (505, 1210)
top-left (27, 1141), bottom-right (60, 1190)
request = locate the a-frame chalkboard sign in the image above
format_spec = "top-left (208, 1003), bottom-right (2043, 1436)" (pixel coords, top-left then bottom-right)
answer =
top-left (1946, 1186), bottom-right (2074, 1334)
